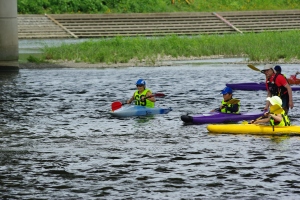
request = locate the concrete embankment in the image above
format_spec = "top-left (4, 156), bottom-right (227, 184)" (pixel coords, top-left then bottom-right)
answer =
top-left (18, 10), bottom-right (300, 39)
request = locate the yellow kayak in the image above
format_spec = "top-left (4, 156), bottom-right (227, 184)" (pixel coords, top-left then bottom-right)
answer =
top-left (206, 124), bottom-right (300, 135)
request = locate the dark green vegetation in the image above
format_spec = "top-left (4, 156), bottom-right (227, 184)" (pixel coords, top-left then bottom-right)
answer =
top-left (18, 0), bottom-right (300, 14)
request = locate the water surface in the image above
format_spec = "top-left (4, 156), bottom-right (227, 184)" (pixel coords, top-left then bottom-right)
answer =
top-left (1, 63), bottom-right (300, 199)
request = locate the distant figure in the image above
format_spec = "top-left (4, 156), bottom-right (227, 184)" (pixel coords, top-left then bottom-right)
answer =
top-left (274, 65), bottom-right (282, 74)
top-left (274, 65), bottom-right (287, 78)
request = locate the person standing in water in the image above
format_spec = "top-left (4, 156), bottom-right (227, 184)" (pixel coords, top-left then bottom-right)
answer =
top-left (261, 64), bottom-right (293, 114)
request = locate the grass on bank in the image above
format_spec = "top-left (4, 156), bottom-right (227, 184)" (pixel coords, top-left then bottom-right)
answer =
top-left (35, 30), bottom-right (300, 65)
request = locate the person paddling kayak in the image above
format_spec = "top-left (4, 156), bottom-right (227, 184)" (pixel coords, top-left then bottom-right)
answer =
top-left (211, 86), bottom-right (240, 114)
top-left (251, 96), bottom-right (290, 126)
top-left (127, 79), bottom-right (156, 108)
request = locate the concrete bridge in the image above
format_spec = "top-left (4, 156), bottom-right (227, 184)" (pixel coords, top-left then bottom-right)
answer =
top-left (0, 0), bottom-right (18, 71)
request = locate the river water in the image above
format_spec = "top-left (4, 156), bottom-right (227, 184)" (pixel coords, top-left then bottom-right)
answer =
top-left (1, 59), bottom-right (300, 199)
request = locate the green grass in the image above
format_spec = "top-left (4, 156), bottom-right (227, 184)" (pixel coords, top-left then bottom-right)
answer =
top-left (35, 31), bottom-right (300, 64)
top-left (18, 0), bottom-right (300, 64)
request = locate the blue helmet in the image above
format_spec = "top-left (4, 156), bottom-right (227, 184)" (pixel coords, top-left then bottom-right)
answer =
top-left (136, 79), bottom-right (146, 86)
top-left (220, 86), bottom-right (233, 95)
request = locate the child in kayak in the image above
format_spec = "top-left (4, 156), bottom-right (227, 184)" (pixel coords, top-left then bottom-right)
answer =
top-left (211, 86), bottom-right (240, 114)
top-left (127, 79), bottom-right (156, 108)
top-left (251, 96), bottom-right (290, 126)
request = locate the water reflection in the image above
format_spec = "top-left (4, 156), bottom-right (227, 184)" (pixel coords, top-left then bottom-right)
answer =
top-left (1, 63), bottom-right (300, 199)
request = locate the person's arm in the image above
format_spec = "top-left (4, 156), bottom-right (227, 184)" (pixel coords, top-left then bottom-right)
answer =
top-left (252, 117), bottom-right (270, 124)
top-left (142, 91), bottom-right (156, 102)
top-left (225, 103), bottom-right (239, 112)
top-left (277, 75), bottom-right (294, 109)
top-left (264, 90), bottom-right (271, 111)
top-left (127, 95), bottom-right (134, 104)
top-left (283, 83), bottom-right (294, 109)
top-left (269, 113), bottom-right (283, 122)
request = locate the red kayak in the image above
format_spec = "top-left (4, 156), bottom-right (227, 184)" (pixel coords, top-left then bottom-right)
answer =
top-left (287, 75), bottom-right (300, 85)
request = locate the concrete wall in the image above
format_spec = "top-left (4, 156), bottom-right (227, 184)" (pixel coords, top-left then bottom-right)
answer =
top-left (0, 0), bottom-right (19, 71)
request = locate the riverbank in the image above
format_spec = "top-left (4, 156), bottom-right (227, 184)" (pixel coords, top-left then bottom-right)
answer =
top-left (19, 55), bottom-right (300, 69)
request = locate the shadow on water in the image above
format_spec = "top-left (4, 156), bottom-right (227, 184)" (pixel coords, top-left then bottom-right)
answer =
top-left (1, 62), bottom-right (300, 199)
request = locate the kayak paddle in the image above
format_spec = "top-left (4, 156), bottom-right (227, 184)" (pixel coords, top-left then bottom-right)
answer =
top-left (247, 64), bottom-right (262, 73)
top-left (242, 104), bottom-right (284, 124)
top-left (111, 93), bottom-right (166, 111)
top-left (111, 101), bottom-right (123, 111)
top-left (152, 92), bottom-right (166, 97)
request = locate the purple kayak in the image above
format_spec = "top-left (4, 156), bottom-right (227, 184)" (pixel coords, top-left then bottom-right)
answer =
top-left (226, 82), bottom-right (300, 91)
top-left (181, 110), bottom-right (264, 124)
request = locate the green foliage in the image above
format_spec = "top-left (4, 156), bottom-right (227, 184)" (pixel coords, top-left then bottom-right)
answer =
top-left (27, 55), bottom-right (44, 63)
top-left (41, 30), bottom-right (300, 64)
top-left (17, 0), bottom-right (300, 14)
top-left (18, 0), bottom-right (110, 14)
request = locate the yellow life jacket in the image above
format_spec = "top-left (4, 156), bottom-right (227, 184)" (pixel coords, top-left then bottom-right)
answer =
top-left (134, 89), bottom-right (155, 108)
top-left (270, 110), bottom-right (290, 126)
top-left (220, 99), bottom-right (240, 114)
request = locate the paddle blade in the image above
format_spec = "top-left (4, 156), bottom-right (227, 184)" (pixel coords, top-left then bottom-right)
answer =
top-left (111, 101), bottom-right (123, 111)
top-left (247, 64), bottom-right (261, 72)
top-left (270, 104), bottom-right (284, 114)
top-left (154, 93), bottom-right (166, 97)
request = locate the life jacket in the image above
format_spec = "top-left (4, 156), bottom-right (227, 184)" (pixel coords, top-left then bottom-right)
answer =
top-left (220, 99), bottom-right (240, 114)
top-left (134, 89), bottom-right (155, 108)
top-left (267, 73), bottom-right (288, 98)
top-left (269, 110), bottom-right (290, 126)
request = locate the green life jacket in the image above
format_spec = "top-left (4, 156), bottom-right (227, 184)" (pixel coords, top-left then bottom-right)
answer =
top-left (134, 89), bottom-right (155, 108)
top-left (220, 99), bottom-right (240, 114)
top-left (270, 110), bottom-right (290, 126)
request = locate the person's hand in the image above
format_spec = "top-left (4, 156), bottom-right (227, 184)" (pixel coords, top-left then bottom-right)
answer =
top-left (141, 96), bottom-right (145, 101)
top-left (263, 112), bottom-right (270, 117)
top-left (220, 105), bottom-right (227, 109)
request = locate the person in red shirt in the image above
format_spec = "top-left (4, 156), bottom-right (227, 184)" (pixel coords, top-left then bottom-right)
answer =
top-left (261, 64), bottom-right (293, 114)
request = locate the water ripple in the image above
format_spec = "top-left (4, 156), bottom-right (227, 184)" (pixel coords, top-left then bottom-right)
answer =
top-left (1, 63), bottom-right (300, 199)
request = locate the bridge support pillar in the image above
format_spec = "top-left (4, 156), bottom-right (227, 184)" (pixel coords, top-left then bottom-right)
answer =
top-left (0, 0), bottom-right (19, 71)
